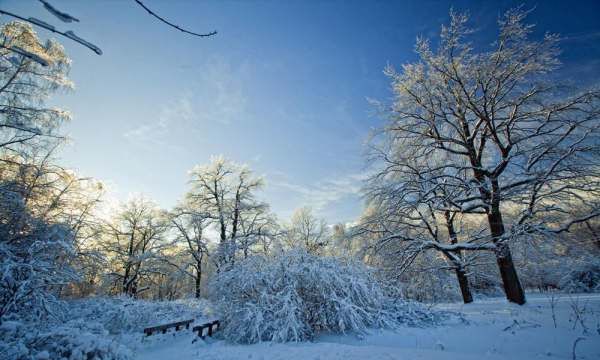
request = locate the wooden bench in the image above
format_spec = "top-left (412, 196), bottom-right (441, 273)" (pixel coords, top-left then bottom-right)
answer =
top-left (192, 320), bottom-right (220, 339)
top-left (143, 319), bottom-right (194, 336)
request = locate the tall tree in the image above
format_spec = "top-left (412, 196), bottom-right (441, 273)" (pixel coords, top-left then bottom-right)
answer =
top-left (236, 204), bottom-right (278, 259)
top-left (102, 197), bottom-right (169, 297)
top-left (170, 203), bottom-right (210, 298)
top-left (0, 21), bottom-right (71, 159)
top-left (283, 207), bottom-right (329, 255)
top-left (0, 21), bottom-right (102, 321)
top-left (375, 8), bottom-right (600, 304)
top-left (186, 156), bottom-right (266, 270)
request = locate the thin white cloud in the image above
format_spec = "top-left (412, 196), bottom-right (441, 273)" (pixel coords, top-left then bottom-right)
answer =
top-left (123, 56), bottom-right (249, 149)
top-left (562, 31), bottom-right (600, 43)
top-left (123, 95), bottom-right (194, 151)
top-left (269, 172), bottom-right (367, 216)
top-left (190, 56), bottom-right (249, 126)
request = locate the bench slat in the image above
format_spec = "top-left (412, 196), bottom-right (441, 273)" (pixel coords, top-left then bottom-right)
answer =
top-left (192, 320), bottom-right (221, 339)
top-left (143, 319), bottom-right (220, 338)
top-left (143, 319), bottom-right (195, 336)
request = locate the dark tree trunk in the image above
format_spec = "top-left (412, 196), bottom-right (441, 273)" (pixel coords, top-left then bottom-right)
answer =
top-left (122, 265), bottom-right (132, 295)
top-left (444, 210), bottom-right (474, 304)
top-left (487, 204), bottom-right (526, 305)
top-left (195, 262), bottom-right (202, 298)
top-left (494, 241), bottom-right (525, 304)
top-left (455, 268), bottom-right (473, 304)
top-left (469, 160), bottom-right (526, 304)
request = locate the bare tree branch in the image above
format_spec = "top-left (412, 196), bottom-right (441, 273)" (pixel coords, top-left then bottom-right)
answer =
top-left (133, 0), bottom-right (217, 38)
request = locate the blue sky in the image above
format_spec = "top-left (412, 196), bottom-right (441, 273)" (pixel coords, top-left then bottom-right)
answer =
top-left (2, 0), bottom-right (600, 223)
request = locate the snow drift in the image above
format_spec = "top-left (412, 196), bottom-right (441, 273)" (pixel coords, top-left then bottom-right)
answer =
top-left (0, 297), bottom-right (209, 360)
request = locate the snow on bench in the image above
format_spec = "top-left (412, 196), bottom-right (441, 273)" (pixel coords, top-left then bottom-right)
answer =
top-left (192, 320), bottom-right (220, 339)
top-left (143, 319), bottom-right (194, 336)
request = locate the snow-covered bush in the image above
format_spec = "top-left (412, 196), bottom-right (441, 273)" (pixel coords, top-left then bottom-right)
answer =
top-left (0, 297), bottom-right (209, 359)
top-left (66, 296), bottom-right (210, 335)
top-left (395, 267), bottom-right (463, 303)
top-left (0, 320), bottom-right (132, 360)
top-left (209, 250), bottom-right (439, 343)
top-left (558, 259), bottom-right (600, 293)
top-left (0, 183), bottom-right (77, 323)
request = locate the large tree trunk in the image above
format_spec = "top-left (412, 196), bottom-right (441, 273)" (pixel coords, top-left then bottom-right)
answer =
top-left (488, 205), bottom-right (526, 305)
top-left (455, 267), bottom-right (473, 304)
top-left (494, 240), bottom-right (525, 304)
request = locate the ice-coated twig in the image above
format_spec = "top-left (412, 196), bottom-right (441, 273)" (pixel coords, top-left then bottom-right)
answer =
top-left (64, 31), bottom-right (102, 55)
top-left (27, 17), bottom-right (56, 31)
top-left (38, 0), bottom-right (80, 23)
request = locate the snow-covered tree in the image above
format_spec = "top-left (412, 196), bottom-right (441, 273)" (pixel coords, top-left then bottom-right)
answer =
top-left (358, 150), bottom-right (496, 303)
top-left (0, 21), bottom-right (106, 321)
top-left (3, 156), bottom-right (105, 298)
top-left (282, 206), bottom-right (330, 255)
top-left (101, 197), bottom-right (170, 297)
top-left (170, 202), bottom-right (210, 298)
top-left (0, 179), bottom-right (77, 322)
top-left (235, 204), bottom-right (279, 259)
top-left (372, 8), bottom-right (600, 304)
top-left (185, 156), bottom-right (269, 269)
top-left (0, 21), bottom-right (72, 159)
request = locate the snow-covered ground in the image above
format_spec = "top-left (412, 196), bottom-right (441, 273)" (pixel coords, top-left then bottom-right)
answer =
top-left (135, 293), bottom-right (600, 360)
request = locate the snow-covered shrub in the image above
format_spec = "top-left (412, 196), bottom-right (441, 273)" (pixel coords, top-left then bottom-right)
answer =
top-left (209, 250), bottom-right (439, 343)
top-left (0, 320), bottom-right (132, 360)
top-left (0, 183), bottom-right (77, 322)
top-left (558, 259), bottom-right (600, 293)
top-left (66, 296), bottom-right (210, 335)
top-left (0, 297), bottom-right (210, 359)
top-left (395, 267), bottom-right (462, 303)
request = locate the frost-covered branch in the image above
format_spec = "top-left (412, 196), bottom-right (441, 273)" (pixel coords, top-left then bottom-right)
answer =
top-left (0, 43), bottom-right (49, 66)
top-left (38, 0), bottom-right (79, 23)
top-left (0, 9), bottom-right (102, 55)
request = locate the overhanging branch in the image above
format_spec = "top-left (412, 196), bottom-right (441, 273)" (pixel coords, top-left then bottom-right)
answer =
top-left (133, 0), bottom-right (217, 38)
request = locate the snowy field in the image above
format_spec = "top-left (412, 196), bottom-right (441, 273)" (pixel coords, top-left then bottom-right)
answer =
top-left (135, 293), bottom-right (600, 360)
